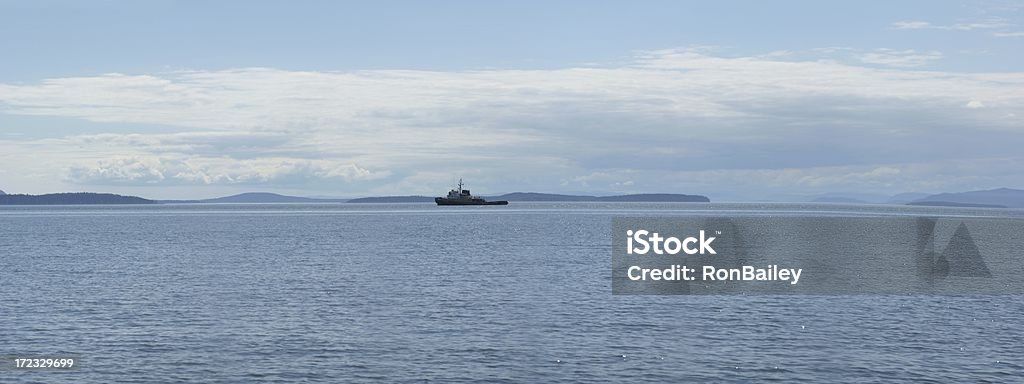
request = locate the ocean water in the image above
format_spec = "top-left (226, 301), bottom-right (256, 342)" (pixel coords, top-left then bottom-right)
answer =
top-left (2, 203), bottom-right (1023, 382)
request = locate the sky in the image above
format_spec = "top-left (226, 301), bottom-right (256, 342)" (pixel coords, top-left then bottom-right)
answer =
top-left (0, 0), bottom-right (1022, 200)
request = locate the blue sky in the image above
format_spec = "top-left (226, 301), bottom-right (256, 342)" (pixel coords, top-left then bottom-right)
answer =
top-left (1, 0), bottom-right (1022, 200)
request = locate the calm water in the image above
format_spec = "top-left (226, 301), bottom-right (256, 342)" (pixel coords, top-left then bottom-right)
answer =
top-left (2, 203), bottom-right (1023, 382)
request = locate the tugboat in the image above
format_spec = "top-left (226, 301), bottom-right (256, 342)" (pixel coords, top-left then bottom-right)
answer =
top-left (435, 179), bottom-right (508, 206)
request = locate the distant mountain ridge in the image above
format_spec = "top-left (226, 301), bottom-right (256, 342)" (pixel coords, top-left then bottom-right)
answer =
top-left (0, 192), bottom-right (155, 205)
top-left (806, 192), bottom-right (932, 204)
top-left (9, 188), bottom-right (1020, 207)
top-left (346, 195), bottom-right (434, 203)
top-left (812, 196), bottom-right (867, 204)
top-left (911, 188), bottom-right (1024, 208)
top-left (577, 193), bottom-right (709, 202)
top-left (906, 201), bottom-right (1006, 208)
top-left (192, 192), bottom-right (347, 204)
top-left (887, 192), bottom-right (931, 204)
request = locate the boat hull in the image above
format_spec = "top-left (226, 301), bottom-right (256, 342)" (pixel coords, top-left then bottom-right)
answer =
top-left (435, 198), bottom-right (508, 206)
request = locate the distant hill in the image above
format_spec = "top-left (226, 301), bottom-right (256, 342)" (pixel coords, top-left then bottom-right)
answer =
top-left (0, 192), bottom-right (155, 205)
top-left (493, 192), bottom-right (592, 202)
top-left (911, 188), bottom-right (1024, 208)
top-left (0, 189), bottom-right (5, 195)
top-left (812, 196), bottom-right (867, 204)
top-left (807, 192), bottom-right (888, 204)
top-left (887, 192), bottom-right (931, 204)
top-left (346, 192), bottom-right (710, 203)
top-left (907, 201), bottom-right (1006, 208)
top-left (185, 192), bottom-right (347, 204)
top-left (806, 192), bottom-right (935, 204)
top-left (346, 195), bottom-right (435, 203)
top-left (492, 192), bottom-right (709, 202)
top-left (587, 193), bottom-right (709, 202)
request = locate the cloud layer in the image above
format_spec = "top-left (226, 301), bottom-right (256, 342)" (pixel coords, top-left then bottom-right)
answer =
top-left (1, 49), bottom-right (1022, 199)
top-left (891, 18), bottom-right (1024, 38)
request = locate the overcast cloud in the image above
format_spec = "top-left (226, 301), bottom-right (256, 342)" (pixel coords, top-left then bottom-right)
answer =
top-left (1, 48), bottom-right (1021, 200)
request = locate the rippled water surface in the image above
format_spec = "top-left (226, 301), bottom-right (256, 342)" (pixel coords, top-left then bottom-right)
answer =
top-left (2, 203), bottom-right (1023, 382)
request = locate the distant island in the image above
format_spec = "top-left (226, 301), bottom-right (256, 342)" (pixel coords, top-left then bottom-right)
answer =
top-left (160, 192), bottom-right (348, 204)
top-left (0, 192), bottom-right (155, 205)
top-left (811, 196), bottom-right (868, 204)
top-left (346, 195), bottom-right (436, 203)
top-left (187, 188), bottom-right (1019, 206)
top-left (806, 192), bottom-right (931, 204)
top-left (3, 187), bottom-right (1022, 207)
top-left (906, 201), bottom-right (1006, 208)
top-left (0, 191), bottom-right (709, 205)
top-left (908, 188), bottom-right (1024, 208)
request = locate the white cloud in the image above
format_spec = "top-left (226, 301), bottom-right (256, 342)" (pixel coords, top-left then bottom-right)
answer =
top-left (65, 157), bottom-right (170, 184)
top-left (949, 20), bottom-right (1010, 30)
top-left (891, 19), bottom-right (1009, 31)
top-left (966, 100), bottom-right (986, 109)
top-left (64, 156), bottom-right (389, 186)
top-left (891, 21), bottom-right (932, 30)
top-left (855, 49), bottom-right (944, 67)
top-left (1, 49), bottom-right (1023, 198)
top-left (992, 31), bottom-right (1024, 37)
top-left (811, 46), bottom-right (854, 54)
top-left (3, 51), bottom-right (1020, 133)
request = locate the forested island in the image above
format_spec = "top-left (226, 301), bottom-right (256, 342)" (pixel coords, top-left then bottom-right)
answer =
top-left (0, 193), bottom-right (156, 205)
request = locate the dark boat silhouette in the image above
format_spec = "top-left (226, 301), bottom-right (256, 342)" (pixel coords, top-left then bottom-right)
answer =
top-left (435, 179), bottom-right (508, 206)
